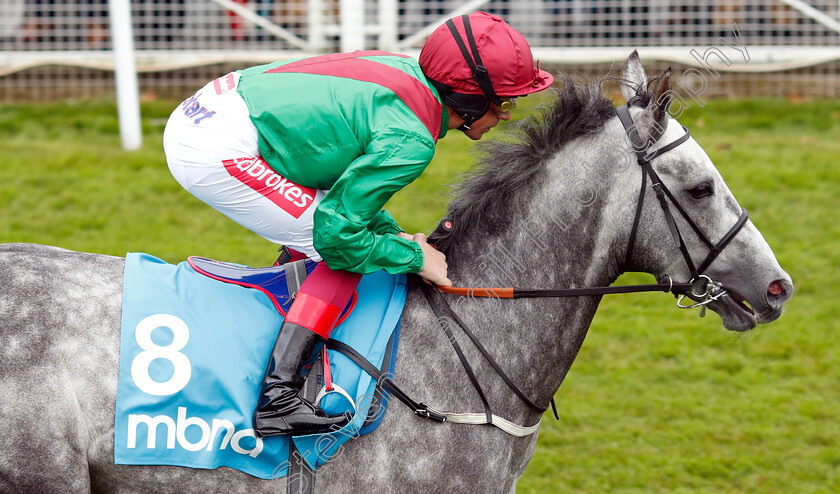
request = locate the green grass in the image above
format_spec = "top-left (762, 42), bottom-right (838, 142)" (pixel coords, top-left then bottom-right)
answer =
top-left (1, 94), bottom-right (838, 493)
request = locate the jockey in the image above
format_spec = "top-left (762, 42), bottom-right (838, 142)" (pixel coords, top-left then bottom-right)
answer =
top-left (163, 11), bottom-right (553, 437)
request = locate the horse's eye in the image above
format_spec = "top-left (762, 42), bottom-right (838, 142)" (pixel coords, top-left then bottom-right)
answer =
top-left (687, 182), bottom-right (714, 199)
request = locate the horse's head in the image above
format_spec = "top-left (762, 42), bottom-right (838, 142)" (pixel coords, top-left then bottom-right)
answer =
top-left (617, 51), bottom-right (793, 331)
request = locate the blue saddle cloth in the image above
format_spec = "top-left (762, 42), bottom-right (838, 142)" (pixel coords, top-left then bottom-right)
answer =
top-left (114, 253), bottom-right (406, 479)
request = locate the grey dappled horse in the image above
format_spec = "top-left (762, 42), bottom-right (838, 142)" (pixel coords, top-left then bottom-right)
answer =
top-left (0, 54), bottom-right (792, 493)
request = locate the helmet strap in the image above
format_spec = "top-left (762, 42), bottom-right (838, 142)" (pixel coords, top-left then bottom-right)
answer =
top-left (445, 15), bottom-right (503, 107)
top-left (457, 117), bottom-right (476, 132)
top-left (430, 79), bottom-right (490, 131)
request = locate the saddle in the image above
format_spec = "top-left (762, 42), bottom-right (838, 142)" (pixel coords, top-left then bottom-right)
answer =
top-left (188, 256), bottom-right (308, 314)
top-left (187, 256), bottom-right (356, 321)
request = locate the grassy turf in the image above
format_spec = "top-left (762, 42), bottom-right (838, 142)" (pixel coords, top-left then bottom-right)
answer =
top-left (1, 93), bottom-right (838, 493)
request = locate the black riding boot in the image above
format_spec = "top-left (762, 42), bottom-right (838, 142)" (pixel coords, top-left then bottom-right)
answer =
top-left (253, 322), bottom-right (349, 437)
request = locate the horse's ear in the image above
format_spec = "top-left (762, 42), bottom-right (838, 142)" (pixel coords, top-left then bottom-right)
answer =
top-left (621, 50), bottom-right (647, 102)
top-left (651, 68), bottom-right (673, 125)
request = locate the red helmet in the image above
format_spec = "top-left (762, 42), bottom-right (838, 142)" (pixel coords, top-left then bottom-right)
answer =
top-left (419, 12), bottom-right (553, 99)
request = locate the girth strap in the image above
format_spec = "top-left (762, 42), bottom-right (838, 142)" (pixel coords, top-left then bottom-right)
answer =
top-left (287, 441), bottom-right (315, 494)
top-left (284, 260), bottom-right (309, 299)
top-left (422, 408), bottom-right (541, 437)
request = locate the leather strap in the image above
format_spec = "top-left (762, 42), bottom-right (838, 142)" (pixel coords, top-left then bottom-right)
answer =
top-left (697, 207), bottom-right (749, 273)
top-left (623, 165), bottom-right (648, 270)
top-left (284, 260), bottom-right (309, 298)
top-left (327, 322), bottom-right (540, 437)
top-left (615, 105), bottom-right (701, 279)
top-left (327, 339), bottom-right (541, 436)
top-left (326, 339), bottom-right (446, 423)
top-left (360, 330), bottom-right (397, 431)
top-left (437, 281), bottom-right (693, 299)
top-left (287, 440), bottom-right (315, 494)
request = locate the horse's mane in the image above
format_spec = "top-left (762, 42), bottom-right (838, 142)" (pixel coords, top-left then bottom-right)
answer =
top-left (429, 73), bottom-right (623, 253)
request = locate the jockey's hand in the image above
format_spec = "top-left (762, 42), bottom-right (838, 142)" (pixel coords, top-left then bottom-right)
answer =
top-left (397, 232), bottom-right (452, 286)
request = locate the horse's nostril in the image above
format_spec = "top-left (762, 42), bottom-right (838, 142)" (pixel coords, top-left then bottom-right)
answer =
top-left (768, 280), bottom-right (784, 297)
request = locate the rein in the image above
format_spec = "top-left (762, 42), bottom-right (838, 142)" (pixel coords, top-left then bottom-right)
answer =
top-left (437, 280), bottom-right (691, 298)
top-left (406, 105), bottom-right (752, 435)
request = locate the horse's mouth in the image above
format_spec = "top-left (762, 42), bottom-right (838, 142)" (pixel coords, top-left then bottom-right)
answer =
top-left (728, 290), bottom-right (755, 316)
top-left (726, 286), bottom-right (785, 325)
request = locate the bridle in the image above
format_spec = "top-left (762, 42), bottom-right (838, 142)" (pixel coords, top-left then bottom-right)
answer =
top-left (349, 105), bottom-right (753, 435)
top-left (616, 104), bottom-right (750, 306)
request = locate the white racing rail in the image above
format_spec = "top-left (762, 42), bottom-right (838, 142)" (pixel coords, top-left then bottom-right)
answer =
top-left (2, 0), bottom-right (839, 147)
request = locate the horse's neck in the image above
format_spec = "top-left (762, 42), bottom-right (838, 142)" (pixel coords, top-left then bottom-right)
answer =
top-left (432, 147), bottom-right (626, 421)
top-left (448, 134), bottom-right (626, 297)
